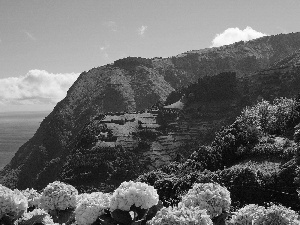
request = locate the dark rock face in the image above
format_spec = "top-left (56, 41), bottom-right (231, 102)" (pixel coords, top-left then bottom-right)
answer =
top-left (1, 32), bottom-right (300, 190)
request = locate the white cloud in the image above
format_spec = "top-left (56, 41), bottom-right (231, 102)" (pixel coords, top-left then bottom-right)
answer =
top-left (138, 25), bottom-right (147, 36)
top-left (100, 43), bottom-right (110, 61)
top-left (211, 26), bottom-right (268, 47)
top-left (23, 30), bottom-right (37, 41)
top-left (0, 70), bottom-right (79, 105)
top-left (100, 43), bottom-right (110, 51)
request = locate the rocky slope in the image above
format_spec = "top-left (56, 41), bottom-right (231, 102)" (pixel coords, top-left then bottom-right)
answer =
top-left (1, 32), bottom-right (300, 190)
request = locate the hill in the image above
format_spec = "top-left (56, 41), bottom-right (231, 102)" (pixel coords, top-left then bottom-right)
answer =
top-left (1, 32), bottom-right (300, 190)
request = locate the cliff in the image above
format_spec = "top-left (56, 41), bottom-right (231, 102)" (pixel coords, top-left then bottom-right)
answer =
top-left (1, 32), bottom-right (300, 190)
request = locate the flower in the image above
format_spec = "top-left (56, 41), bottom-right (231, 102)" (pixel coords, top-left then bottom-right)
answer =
top-left (147, 204), bottom-right (213, 225)
top-left (75, 192), bottom-right (111, 225)
top-left (40, 181), bottom-right (78, 211)
top-left (0, 184), bottom-right (28, 219)
top-left (228, 204), bottom-right (265, 225)
top-left (252, 204), bottom-right (300, 225)
top-left (110, 181), bottom-right (159, 211)
top-left (180, 183), bottom-right (231, 218)
top-left (15, 208), bottom-right (55, 225)
top-left (21, 188), bottom-right (41, 208)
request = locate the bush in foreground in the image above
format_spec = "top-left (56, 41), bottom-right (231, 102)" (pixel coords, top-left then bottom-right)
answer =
top-left (0, 184), bottom-right (28, 221)
top-left (1, 180), bottom-right (300, 225)
top-left (229, 203), bottom-right (300, 225)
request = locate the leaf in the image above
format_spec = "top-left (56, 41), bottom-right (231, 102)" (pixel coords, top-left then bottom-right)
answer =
top-left (57, 209), bottom-right (75, 224)
top-left (20, 214), bottom-right (47, 225)
top-left (145, 201), bottom-right (163, 221)
top-left (48, 209), bottom-right (75, 224)
top-left (212, 212), bottom-right (231, 225)
top-left (111, 209), bottom-right (133, 225)
top-left (98, 214), bottom-right (118, 225)
top-left (130, 205), bottom-right (148, 220)
top-left (0, 215), bottom-right (15, 225)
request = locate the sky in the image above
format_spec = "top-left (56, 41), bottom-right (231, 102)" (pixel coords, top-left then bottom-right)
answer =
top-left (0, 0), bottom-right (300, 112)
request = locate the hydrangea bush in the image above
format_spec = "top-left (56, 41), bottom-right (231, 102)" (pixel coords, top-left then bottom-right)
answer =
top-left (2, 180), bottom-right (300, 225)
top-left (252, 204), bottom-right (300, 225)
top-left (228, 204), bottom-right (265, 225)
top-left (15, 208), bottom-right (55, 225)
top-left (110, 181), bottom-right (159, 211)
top-left (21, 188), bottom-right (41, 208)
top-left (40, 181), bottom-right (78, 211)
top-left (75, 192), bottom-right (111, 225)
top-left (147, 204), bottom-right (213, 225)
top-left (0, 184), bottom-right (28, 219)
top-left (180, 183), bottom-right (231, 218)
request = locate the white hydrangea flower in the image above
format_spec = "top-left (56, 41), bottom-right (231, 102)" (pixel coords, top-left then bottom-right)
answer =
top-left (21, 188), bottom-right (41, 208)
top-left (252, 204), bottom-right (300, 225)
top-left (15, 208), bottom-right (55, 225)
top-left (75, 192), bottom-right (111, 225)
top-left (40, 181), bottom-right (78, 211)
top-left (147, 204), bottom-right (213, 225)
top-left (0, 184), bottom-right (28, 219)
top-left (76, 193), bottom-right (90, 205)
top-left (228, 204), bottom-right (265, 225)
top-left (180, 183), bottom-right (231, 218)
top-left (110, 181), bottom-right (159, 211)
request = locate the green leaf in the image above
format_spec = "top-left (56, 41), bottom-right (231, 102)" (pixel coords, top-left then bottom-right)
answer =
top-left (98, 214), bottom-right (118, 225)
top-left (130, 205), bottom-right (148, 220)
top-left (111, 209), bottom-right (133, 225)
top-left (145, 201), bottom-right (163, 221)
top-left (16, 214), bottom-right (47, 225)
top-left (48, 209), bottom-right (75, 224)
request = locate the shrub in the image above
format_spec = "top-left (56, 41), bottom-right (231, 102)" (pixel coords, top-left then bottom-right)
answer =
top-left (137, 170), bottom-right (170, 187)
top-left (40, 181), bottom-right (78, 211)
top-left (237, 98), bottom-right (300, 136)
top-left (218, 166), bottom-right (262, 207)
top-left (228, 204), bottom-right (265, 225)
top-left (110, 181), bottom-right (159, 211)
top-left (187, 145), bottom-right (222, 171)
top-left (21, 188), bottom-right (41, 209)
top-left (212, 121), bottom-right (260, 167)
top-left (180, 183), bottom-right (231, 218)
top-left (75, 192), bottom-right (111, 225)
top-left (252, 204), bottom-right (300, 225)
top-left (109, 181), bottom-right (159, 224)
top-left (15, 208), bottom-right (55, 225)
top-left (0, 184), bottom-right (28, 220)
top-left (147, 204), bottom-right (212, 225)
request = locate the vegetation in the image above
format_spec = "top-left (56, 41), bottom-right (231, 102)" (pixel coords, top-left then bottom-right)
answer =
top-left (165, 72), bottom-right (238, 105)
top-left (113, 57), bottom-right (153, 71)
top-left (137, 96), bottom-right (300, 212)
top-left (60, 145), bottom-right (145, 192)
top-left (1, 179), bottom-right (300, 225)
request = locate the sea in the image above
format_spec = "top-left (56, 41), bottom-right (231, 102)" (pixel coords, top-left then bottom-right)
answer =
top-left (0, 111), bottom-right (50, 170)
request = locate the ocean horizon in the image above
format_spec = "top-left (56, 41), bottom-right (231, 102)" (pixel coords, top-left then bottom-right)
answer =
top-left (0, 111), bottom-right (50, 170)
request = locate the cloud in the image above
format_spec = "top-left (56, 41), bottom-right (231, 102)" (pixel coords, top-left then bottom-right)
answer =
top-left (0, 70), bottom-right (79, 105)
top-left (100, 43), bottom-right (110, 61)
top-left (23, 30), bottom-right (37, 41)
top-left (211, 26), bottom-right (268, 47)
top-left (138, 25), bottom-right (147, 36)
top-left (100, 43), bottom-right (110, 51)
top-left (103, 21), bottom-right (117, 32)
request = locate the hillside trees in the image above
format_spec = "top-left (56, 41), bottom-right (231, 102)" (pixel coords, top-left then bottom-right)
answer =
top-left (137, 96), bottom-right (300, 210)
